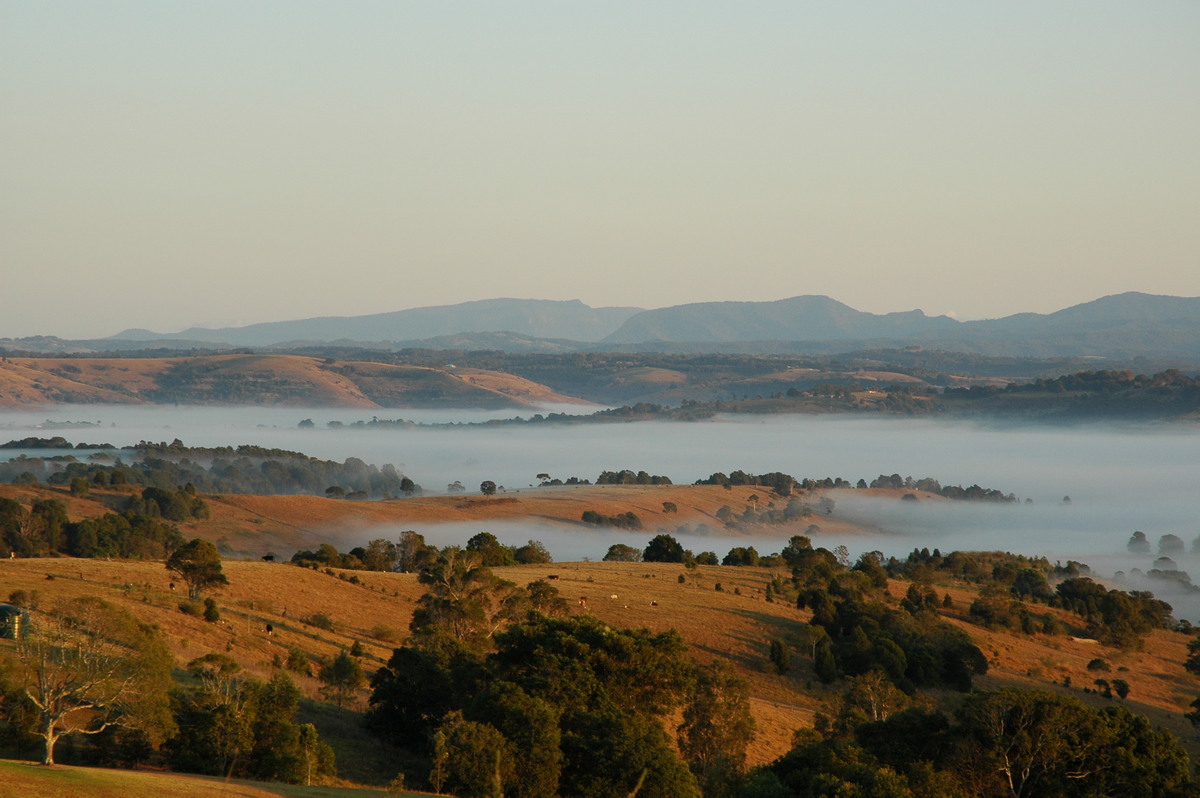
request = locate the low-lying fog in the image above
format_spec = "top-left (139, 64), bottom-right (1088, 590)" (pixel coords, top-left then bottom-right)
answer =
top-left (4, 405), bottom-right (1199, 616)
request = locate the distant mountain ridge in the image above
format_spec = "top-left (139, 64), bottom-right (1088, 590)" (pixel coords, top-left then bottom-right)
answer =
top-left (111, 298), bottom-right (643, 346)
top-left (40, 291), bottom-right (1200, 360)
top-left (601, 295), bottom-right (961, 343)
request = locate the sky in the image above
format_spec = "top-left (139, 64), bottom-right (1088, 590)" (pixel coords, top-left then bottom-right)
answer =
top-left (2, 2), bottom-right (1198, 339)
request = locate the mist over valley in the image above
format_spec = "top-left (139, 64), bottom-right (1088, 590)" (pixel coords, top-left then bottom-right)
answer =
top-left (4, 404), bottom-right (1196, 615)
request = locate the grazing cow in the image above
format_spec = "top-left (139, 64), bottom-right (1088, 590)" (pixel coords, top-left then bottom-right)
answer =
top-left (610, 594), bottom-right (618, 600)
top-left (578, 597), bottom-right (588, 608)
top-left (261, 554), bottom-right (276, 562)
top-left (265, 623), bottom-right (274, 635)
top-left (650, 601), bottom-right (658, 607)
top-left (547, 574), bottom-right (560, 580)
top-left (169, 582), bottom-right (176, 592)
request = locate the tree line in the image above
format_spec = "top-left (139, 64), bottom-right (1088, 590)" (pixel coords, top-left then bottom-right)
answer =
top-left (1, 438), bottom-right (418, 500)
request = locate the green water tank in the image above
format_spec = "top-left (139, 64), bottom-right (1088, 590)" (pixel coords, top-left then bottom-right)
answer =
top-left (0, 604), bottom-right (29, 639)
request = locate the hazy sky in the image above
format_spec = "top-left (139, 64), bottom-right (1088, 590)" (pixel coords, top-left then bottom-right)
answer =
top-left (3, 2), bottom-right (1198, 339)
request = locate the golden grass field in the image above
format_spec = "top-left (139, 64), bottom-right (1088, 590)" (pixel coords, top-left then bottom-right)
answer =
top-left (0, 481), bottom-right (869, 558)
top-left (0, 758), bottom-right (421, 797)
top-left (0, 354), bottom-right (588, 409)
top-left (3, 482), bottom-right (1200, 788)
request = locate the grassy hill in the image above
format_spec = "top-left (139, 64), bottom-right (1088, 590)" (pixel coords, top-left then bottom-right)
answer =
top-left (0, 758), bottom-right (417, 797)
top-left (3, 483), bottom-right (1200, 790)
top-left (3, 554), bottom-right (1199, 779)
top-left (0, 482), bottom-right (866, 559)
top-left (0, 354), bottom-right (588, 409)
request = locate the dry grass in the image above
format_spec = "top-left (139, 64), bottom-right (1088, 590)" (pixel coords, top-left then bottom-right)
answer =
top-left (10, 551), bottom-right (1197, 770)
top-left (0, 759), bottom-right (421, 797)
top-left (4, 483), bottom-right (1200, 775)
top-left (0, 354), bottom-right (581, 409)
top-left (0, 482), bottom-right (869, 558)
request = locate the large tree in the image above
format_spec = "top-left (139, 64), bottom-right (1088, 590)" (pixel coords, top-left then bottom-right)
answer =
top-left (7, 596), bottom-right (174, 765)
top-left (643, 534), bottom-right (685, 563)
top-left (678, 662), bottom-right (755, 798)
top-left (957, 688), bottom-right (1192, 798)
top-left (410, 549), bottom-right (529, 651)
top-left (168, 660), bottom-right (335, 783)
top-left (166, 537), bottom-right (229, 600)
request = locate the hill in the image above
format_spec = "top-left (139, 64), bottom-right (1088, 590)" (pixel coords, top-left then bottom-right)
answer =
top-left (603, 295), bottom-right (959, 344)
top-left (3, 483), bottom-right (1200, 786)
top-left (0, 482), bottom-right (863, 559)
top-left (9, 292), bottom-right (1200, 360)
top-left (3, 549), bottom-right (1198, 782)
top-left (108, 298), bottom-right (642, 347)
top-left (0, 354), bottom-right (589, 409)
top-left (0, 759), bottom-right (402, 798)
top-left (603, 292), bottom-right (1200, 358)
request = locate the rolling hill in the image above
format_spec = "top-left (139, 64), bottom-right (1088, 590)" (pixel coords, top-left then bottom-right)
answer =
top-left (61, 292), bottom-right (1200, 360)
top-left (0, 354), bottom-right (589, 409)
top-left (2, 484), bottom-right (1199, 785)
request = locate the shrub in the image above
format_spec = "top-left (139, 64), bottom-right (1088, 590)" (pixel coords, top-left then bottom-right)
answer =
top-left (178, 600), bottom-right (203, 617)
top-left (370, 624), bottom-right (400, 642)
top-left (769, 638), bottom-right (792, 674)
top-left (286, 647), bottom-right (311, 676)
top-left (302, 612), bottom-right (335, 631)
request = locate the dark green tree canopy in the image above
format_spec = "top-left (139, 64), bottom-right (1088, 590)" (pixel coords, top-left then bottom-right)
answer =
top-left (643, 534), bottom-right (686, 563)
top-left (166, 538), bottom-right (229, 600)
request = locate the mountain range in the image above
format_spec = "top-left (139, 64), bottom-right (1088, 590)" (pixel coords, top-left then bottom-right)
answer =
top-left (5, 292), bottom-right (1199, 360)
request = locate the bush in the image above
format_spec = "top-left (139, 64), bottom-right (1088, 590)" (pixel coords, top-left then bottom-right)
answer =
top-left (769, 638), bottom-right (792, 674)
top-left (301, 612), bottom-right (335, 631)
top-left (178, 600), bottom-right (204, 617)
top-left (285, 647), bottom-right (311, 676)
top-left (370, 624), bottom-right (400, 642)
top-left (202, 598), bottom-right (220, 623)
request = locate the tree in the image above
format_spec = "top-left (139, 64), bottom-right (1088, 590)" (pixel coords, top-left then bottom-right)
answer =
top-left (480, 480), bottom-right (497, 497)
top-left (678, 662), bottom-right (755, 798)
top-left (8, 597), bottom-right (175, 765)
top-left (958, 688), bottom-right (1191, 798)
top-left (437, 711), bottom-right (513, 798)
top-left (361, 538), bottom-right (398, 571)
top-left (366, 645), bottom-right (458, 749)
top-left (396, 530), bottom-right (438, 572)
top-left (468, 681), bottom-right (562, 798)
top-left (756, 684), bottom-right (1193, 798)
top-left (767, 638), bottom-right (791, 675)
top-left (410, 550), bottom-right (529, 651)
top-left (319, 649), bottom-right (366, 708)
top-left (814, 640), bottom-right (839, 683)
top-left (514, 540), bottom-right (553, 565)
top-left (466, 532), bottom-right (515, 567)
top-left (168, 664), bottom-right (335, 783)
top-left (166, 538), bottom-right (229, 600)
top-left (643, 534), bottom-right (685, 563)
top-left (603, 543), bottom-right (642, 562)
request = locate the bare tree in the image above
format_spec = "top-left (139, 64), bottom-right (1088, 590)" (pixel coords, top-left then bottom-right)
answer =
top-left (10, 597), bottom-right (173, 765)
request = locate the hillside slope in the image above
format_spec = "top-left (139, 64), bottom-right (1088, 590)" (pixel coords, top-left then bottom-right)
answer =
top-left (3, 554), bottom-right (1197, 776)
top-left (0, 354), bottom-right (587, 409)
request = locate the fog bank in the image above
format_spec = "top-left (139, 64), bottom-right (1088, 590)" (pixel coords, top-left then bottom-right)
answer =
top-left (4, 406), bottom-right (1198, 614)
